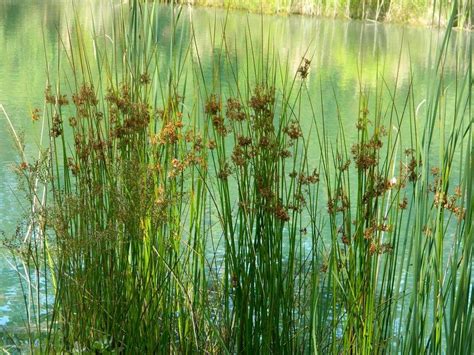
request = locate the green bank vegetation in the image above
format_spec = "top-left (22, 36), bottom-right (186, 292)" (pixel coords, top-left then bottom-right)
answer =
top-left (167, 0), bottom-right (473, 28)
top-left (1, 0), bottom-right (472, 353)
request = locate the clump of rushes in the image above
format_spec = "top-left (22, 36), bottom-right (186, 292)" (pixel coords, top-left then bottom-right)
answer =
top-left (11, 0), bottom-right (472, 354)
top-left (204, 79), bottom-right (318, 351)
top-left (306, 6), bottom-right (473, 350)
top-left (317, 92), bottom-right (410, 353)
top-left (39, 4), bottom-right (319, 347)
top-left (37, 2), bottom-right (212, 353)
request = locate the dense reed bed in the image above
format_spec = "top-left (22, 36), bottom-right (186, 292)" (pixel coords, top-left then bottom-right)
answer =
top-left (2, 0), bottom-right (472, 353)
top-left (166, 0), bottom-right (473, 28)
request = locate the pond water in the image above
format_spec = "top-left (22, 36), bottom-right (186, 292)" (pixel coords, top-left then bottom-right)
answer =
top-left (0, 0), bottom-right (471, 328)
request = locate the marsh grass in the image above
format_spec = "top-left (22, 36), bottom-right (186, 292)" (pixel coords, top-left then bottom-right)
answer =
top-left (2, 0), bottom-right (472, 353)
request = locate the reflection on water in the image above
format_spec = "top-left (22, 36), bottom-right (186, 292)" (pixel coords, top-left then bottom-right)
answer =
top-left (0, 0), bottom-right (471, 328)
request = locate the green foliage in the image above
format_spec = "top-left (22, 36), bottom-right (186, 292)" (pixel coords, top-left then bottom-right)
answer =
top-left (161, 0), bottom-right (472, 27)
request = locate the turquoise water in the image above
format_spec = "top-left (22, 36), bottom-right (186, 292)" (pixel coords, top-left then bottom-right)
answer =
top-left (0, 0), bottom-right (471, 329)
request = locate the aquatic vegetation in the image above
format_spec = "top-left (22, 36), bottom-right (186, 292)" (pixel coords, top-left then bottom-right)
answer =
top-left (2, 0), bottom-right (472, 353)
top-left (160, 0), bottom-right (473, 28)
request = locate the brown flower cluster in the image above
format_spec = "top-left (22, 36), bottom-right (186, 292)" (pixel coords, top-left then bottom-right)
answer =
top-left (298, 169), bottom-right (320, 185)
top-left (155, 120), bottom-right (183, 145)
top-left (231, 145), bottom-right (248, 167)
top-left (363, 221), bottom-right (392, 240)
top-left (226, 98), bottom-right (246, 121)
top-left (362, 174), bottom-right (397, 203)
top-left (283, 119), bottom-right (303, 140)
top-left (297, 58), bottom-right (311, 79)
top-left (45, 85), bottom-right (69, 107)
top-left (205, 85), bottom-right (310, 226)
top-left (369, 242), bottom-right (393, 255)
top-left (430, 177), bottom-right (465, 222)
top-left (106, 87), bottom-right (151, 139)
top-left (250, 85), bottom-right (275, 119)
top-left (351, 135), bottom-right (383, 170)
top-left (73, 84), bottom-right (98, 109)
top-left (401, 149), bottom-right (421, 183)
top-left (139, 72), bottom-right (151, 85)
top-left (327, 188), bottom-right (349, 214)
top-left (67, 157), bottom-right (80, 176)
top-left (50, 114), bottom-right (63, 138)
top-left (217, 162), bottom-right (232, 180)
top-left (205, 94), bottom-right (230, 136)
top-left (274, 203), bottom-right (290, 222)
top-left (399, 196), bottom-right (408, 210)
top-left (31, 108), bottom-right (41, 122)
top-left (205, 94), bottom-right (221, 115)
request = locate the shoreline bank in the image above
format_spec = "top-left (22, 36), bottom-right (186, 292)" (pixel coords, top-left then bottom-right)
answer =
top-left (171, 0), bottom-right (473, 29)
